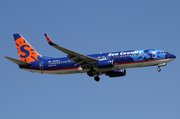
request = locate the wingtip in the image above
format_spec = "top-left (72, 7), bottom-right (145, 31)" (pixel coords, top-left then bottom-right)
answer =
top-left (44, 33), bottom-right (55, 45)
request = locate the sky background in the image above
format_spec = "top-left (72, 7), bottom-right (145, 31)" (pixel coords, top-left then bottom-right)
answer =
top-left (0, 0), bottom-right (180, 119)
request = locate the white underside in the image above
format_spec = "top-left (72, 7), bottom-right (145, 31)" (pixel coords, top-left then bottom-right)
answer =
top-left (22, 58), bottom-right (174, 75)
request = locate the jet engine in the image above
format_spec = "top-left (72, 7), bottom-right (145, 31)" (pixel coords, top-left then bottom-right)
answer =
top-left (97, 59), bottom-right (114, 69)
top-left (106, 69), bottom-right (126, 77)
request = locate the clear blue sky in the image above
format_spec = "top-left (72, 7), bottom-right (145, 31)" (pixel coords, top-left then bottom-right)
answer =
top-left (1, 0), bottom-right (180, 119)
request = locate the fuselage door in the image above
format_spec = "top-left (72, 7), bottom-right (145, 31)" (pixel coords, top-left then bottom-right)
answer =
top-left (39, 61), bottom-right (43, 69)
top-left (152, 51), bottom-right (156, 59)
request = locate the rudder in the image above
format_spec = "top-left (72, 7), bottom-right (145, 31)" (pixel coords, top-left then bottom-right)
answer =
top-left (14, 34), bottom-right (40, 63)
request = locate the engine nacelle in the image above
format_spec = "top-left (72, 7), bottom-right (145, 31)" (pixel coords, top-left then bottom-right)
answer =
top-left (106, 69), bottom-right (126, 77)
top-left (97, 59), bottom-right (114, 69)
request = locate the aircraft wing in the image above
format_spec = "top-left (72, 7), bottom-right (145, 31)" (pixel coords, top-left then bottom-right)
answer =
top-left (44, 34), bottom-right (98, 68)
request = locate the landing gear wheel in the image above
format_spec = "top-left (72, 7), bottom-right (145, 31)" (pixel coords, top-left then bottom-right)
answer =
top-left (87, 71), bottom-right (93, 77)
top-left (157, 68), bottom-right (161, 72)
top-left (94, 76), bottom-right (100, 82)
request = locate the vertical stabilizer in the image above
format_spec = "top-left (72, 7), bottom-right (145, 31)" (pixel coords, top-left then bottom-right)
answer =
top-left (13, 34), bottom-right (40, 63)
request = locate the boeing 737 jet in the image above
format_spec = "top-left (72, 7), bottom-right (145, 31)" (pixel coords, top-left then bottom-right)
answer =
top-left (4, 34), bottom-right (176, 81)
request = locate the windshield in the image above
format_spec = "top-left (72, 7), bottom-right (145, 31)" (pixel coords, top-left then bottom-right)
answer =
top-left (161, 52), bottom-right (168, 54)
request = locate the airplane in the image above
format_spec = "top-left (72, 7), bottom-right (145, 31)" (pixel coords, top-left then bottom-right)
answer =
top-left (4, 33), bottom-right (176, 82)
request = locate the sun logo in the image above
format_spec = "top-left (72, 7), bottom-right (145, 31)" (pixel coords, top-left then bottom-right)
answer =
top-left (15, 36), bottom-right (39, 63)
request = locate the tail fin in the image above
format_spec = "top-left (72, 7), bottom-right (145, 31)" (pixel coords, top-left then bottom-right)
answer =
top-left (13, 34), bottom-right (40, 63)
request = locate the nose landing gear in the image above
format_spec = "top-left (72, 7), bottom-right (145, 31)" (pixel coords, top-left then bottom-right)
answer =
top-left (157, 63), bottom-right (167, 72)
top-left (157, 67), bottom-right (161, 72)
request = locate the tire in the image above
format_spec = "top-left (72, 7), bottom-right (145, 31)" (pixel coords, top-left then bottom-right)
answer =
top-left (94, 76), bottom-right (100, 82)
top-left (157, 68), bottom-right (161, 72)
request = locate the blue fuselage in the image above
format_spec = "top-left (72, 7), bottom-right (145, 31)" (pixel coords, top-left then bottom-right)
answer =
top-left (22, 49), bottom-right (176, 74)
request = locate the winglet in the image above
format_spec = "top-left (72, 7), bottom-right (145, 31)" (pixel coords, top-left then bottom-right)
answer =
top-left (44, 33), bottom-right (55, 45)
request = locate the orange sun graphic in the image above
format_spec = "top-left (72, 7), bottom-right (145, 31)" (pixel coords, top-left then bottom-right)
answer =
top-left (15, 37), bottom-right (39, 63)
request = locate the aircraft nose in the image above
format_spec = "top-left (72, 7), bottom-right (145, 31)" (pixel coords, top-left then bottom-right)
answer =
top-left (169, 53), bottom-right (176, 59)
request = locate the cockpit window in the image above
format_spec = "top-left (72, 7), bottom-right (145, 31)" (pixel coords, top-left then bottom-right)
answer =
top-left (161, 52), bottom-right (168, 54)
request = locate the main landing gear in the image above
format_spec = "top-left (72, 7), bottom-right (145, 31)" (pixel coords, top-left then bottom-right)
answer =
top-left (87, 71), bottom-right (100, 82)
top-left (94, 75), bottom-right (100, 82)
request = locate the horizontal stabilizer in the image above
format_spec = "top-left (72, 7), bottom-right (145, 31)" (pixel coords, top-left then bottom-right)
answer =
top-left (4, 56), bottom-right (31, 66)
